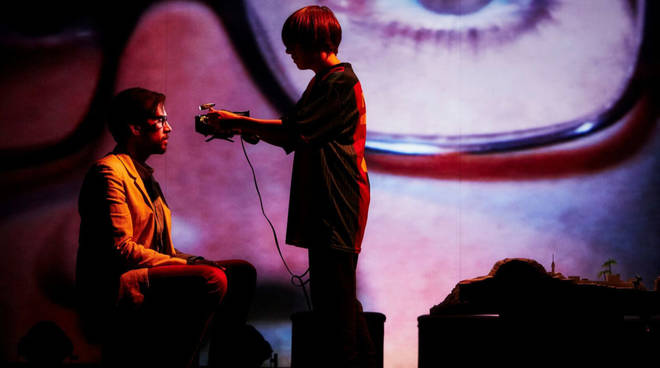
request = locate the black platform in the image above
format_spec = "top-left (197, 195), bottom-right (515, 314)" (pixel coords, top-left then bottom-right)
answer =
top-left (290, 311), bottom-right (386, 368)
top-left (418, 313), bottom-right (660, 366)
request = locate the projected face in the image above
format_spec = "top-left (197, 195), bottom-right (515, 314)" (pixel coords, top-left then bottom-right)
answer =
top-left (244, 0), bottom-right (643, 153)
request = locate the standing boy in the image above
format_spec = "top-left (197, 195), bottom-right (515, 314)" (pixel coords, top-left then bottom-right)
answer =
top-left (207, 5), bottom-right (374, 367)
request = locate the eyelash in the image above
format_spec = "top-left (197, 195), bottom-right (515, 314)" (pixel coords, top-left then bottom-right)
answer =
top-left (321, 0), bottom-right (559, 48)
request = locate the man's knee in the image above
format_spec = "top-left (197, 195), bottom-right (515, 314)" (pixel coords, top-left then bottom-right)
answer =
top-left (195, 265), bottom-right (228, 301)
top-left (235, 260), bottom-right (257, 285)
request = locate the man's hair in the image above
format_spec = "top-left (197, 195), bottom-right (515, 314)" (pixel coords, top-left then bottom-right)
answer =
top-left (107, 87), bottom-right (165, 144)
top-left (281, 5), bottom-right (341, 54)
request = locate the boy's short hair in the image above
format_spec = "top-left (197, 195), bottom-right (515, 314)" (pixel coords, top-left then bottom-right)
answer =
top-left (107, 87), bottom-right (165, 144)
top-left (281, 5), bottom-right (341, 54)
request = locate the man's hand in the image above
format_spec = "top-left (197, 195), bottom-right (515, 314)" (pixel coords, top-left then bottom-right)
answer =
top-left (187, 256), bottom-right (227, 271)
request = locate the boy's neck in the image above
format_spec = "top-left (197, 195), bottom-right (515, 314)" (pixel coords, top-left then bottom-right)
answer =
top-left (312, 52), bottom-right (341, 73)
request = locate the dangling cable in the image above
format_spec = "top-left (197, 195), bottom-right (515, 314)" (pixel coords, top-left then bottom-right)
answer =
top-left (240, 137), bottom-right (312, 310)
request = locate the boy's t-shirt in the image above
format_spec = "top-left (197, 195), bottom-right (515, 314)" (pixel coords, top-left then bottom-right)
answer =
top-left (281, 62), bottom-right (370, 253)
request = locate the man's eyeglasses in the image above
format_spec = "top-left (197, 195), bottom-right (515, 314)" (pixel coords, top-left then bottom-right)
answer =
top-left (147, 115), bottom-right (170, 130)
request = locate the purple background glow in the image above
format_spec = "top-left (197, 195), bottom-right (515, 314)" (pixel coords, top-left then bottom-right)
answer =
top-left (1, 2), bottom-right (658, 367)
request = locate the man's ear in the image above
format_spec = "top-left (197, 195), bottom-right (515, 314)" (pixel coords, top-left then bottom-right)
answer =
top-left (128, 124), bottom-right (142, 137)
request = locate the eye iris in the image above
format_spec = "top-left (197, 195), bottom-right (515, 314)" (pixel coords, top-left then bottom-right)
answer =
top-left (418, 0), bottom-right (493, 15)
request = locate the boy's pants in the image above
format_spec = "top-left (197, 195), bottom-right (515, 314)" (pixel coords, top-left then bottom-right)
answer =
top-left (308, 247), bottom-right (376, 367)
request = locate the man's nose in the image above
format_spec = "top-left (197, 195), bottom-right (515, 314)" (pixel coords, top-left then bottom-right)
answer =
top-left (164, 121), bottom-right (172, 132)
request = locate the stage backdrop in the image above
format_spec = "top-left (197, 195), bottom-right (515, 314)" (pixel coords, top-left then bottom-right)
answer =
top-left (1, 1), bottom-right (658, 366)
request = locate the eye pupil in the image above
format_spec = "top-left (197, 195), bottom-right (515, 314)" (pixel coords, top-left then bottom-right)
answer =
top-left (418, 0), bottom-right (493, 15)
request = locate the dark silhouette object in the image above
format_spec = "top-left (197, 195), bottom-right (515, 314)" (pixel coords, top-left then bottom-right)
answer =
top-left (290, 311), bottom-right (385, 368)
top-left (431, 258), bottom-right (659, 317)
top-left (18, 321), bottom-right (74, 366)
top-left (211, 324), bottom-right (273, 368)
top-left (419, 258), bottom-right (660, 366)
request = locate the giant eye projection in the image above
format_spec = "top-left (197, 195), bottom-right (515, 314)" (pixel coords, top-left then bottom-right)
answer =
top-left (244, 0), bottom-right (645, 154)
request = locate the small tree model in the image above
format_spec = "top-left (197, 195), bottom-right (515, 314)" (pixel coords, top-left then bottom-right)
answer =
top-left (598, 258), bottom-right (617, 281)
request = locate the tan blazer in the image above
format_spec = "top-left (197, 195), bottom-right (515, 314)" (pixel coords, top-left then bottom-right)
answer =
top-left (76, 152), bottom-right (183, 319)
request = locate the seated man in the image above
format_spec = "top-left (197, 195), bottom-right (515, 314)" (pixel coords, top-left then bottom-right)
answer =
top-left (76, 87), bottom-right (266, 367)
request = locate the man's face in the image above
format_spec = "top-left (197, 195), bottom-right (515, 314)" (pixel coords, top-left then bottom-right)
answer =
top-left (139, 103), bottom-right (171, 155)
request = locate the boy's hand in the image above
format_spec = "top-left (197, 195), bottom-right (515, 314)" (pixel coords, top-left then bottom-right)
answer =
top-left (205, 108), bottom-right (240, 133)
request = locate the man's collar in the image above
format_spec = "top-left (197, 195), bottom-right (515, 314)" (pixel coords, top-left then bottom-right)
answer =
top-left (131, 156), bottom-right (154, 180)
top-left (112, 145), bottom-right (153, 179)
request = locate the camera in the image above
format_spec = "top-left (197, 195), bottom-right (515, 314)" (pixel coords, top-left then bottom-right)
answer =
top-left (195, 103), bottom-right (257, 143)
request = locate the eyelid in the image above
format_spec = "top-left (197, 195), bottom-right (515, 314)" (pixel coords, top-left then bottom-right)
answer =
top-left (330, 0), bottom-right (558, 47)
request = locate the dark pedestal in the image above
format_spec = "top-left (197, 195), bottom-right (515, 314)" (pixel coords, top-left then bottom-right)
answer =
top-left (418, 313), bottom-right (660, 367)
top-left (290, 311), bottom-right (386, 368)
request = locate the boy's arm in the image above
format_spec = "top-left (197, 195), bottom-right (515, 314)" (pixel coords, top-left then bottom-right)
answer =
top-left (206, 109), bottom-right (293, 148)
